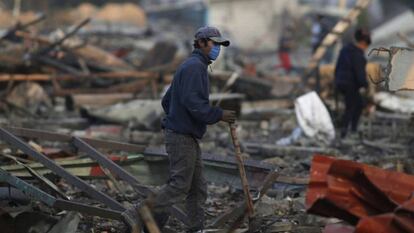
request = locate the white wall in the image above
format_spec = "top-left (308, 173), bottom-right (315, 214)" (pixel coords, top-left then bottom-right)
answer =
top-left (207, 0), bottom-right (299, 51)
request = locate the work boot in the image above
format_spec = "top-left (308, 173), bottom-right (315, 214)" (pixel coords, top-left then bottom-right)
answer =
top-left (122, 200), bottom-right (163, 233)
top-left (121, 204), bottom-right (141, 233)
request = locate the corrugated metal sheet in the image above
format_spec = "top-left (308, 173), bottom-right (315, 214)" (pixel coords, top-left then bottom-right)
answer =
top-left (356, 198), bottom-right (414, 233)
top-left (306, 155), bottom-right (414, 233)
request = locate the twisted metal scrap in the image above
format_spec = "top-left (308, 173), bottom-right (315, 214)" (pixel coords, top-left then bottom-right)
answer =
top-left (368, 46), bottom-right (413, 91)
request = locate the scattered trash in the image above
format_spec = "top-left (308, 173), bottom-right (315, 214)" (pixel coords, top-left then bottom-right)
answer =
top-left (276, 127), bottom-right (303, 146)
top-left (295, 91), bottom-right (336, 144)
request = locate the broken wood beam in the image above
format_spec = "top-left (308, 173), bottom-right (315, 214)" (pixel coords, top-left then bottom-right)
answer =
top-left (34, 18), bottom-right (91, 56)
top-left (0, 74), bottom-right (56, 81)
top-left (0, 13), bottom-right (46, 41)
top-left (14, 29), bottom-right (134, 71)
top-left (37, 56), bottom-right (84, 76)
top-left (15, 30), bottom-right (54, 45)
top-left (53, 79), bottom-right (150, 96)
top-left (210, 171), bottom-right (280, 231)
top-left (0, 71), bottom-right (157, 82)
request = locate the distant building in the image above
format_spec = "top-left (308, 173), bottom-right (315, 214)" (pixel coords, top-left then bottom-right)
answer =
top-left (207, 0), bottom-right (299, 51)
top-left (141, 0), bottom-right (207, 30)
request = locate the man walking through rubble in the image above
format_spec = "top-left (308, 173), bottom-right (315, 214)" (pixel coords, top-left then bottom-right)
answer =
top-left (146, 26), bottom-right (236, 232)
top-left (335, 28), bottom-right (371, 138)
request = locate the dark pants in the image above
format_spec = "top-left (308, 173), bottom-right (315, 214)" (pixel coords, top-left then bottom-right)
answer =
top-left (151, 130), bottom-right (207, 231)
top-left (337, 84), bottom-right (364, 137)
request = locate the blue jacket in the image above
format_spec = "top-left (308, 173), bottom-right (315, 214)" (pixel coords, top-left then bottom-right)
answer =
top-left (334, 43), bottom-right (368, 89)
top-left (161, 49), bottom-right (223, 139)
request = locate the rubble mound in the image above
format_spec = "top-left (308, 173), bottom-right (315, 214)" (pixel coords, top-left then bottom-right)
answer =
top-left (71, 3), bottom-right (147, 26)
top-left (76, 3), bottom-right (97, 18)
top-left (0, 10), bottom-right (39, 28)
top-left (96, 3), bottom-right (146, 26)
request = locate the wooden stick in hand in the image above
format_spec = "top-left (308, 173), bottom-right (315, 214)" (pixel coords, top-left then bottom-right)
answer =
top-left (229, 123), bottom-right (255, 217)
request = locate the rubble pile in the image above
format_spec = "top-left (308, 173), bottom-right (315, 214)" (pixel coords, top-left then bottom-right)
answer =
top-left (0, 1), bottom-right (412, 233)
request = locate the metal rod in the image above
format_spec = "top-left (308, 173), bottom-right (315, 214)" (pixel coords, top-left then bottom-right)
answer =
top-left (4, 126), bottom-right (145, 153)
top-left (72, 136), bottom-right (151, 196)
top-left (54, 200), bottom-right (124, 221)
top-left (0, 168), bottom-right (124, 221)
top-left (0, 127), bottom-right (125, 211)
top-left (72, 136), bottom-right (191, 226)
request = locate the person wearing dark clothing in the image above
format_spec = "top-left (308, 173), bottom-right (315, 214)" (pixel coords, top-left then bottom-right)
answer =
top-left (144, 26), bottom-right (236, 233)
top-left (311, 14), bottom-right (329, 53)
top-left (335, 29), bottom-right (371, 138)
top-left (161, 49), bottom-right (224, 139)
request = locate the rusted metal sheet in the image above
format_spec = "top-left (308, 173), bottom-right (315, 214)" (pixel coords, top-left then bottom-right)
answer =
top-left (307, 155), bottom-right (414, 232)
top-left (323, 224), bottom-right (355, 233)
top-left (355, 198), bottom-right (414, 233)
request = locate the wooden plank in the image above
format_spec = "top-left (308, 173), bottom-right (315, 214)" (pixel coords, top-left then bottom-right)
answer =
top-left (53, 79), bottom-right (149, 96)
top-left (0, 71), bottom-right (157, 82)
top-left (15, 29), bottom-right (135, 71)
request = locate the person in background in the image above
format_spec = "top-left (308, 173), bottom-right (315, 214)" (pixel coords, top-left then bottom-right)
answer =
top-left (277, 27), bottom-right (294, 73)
top-left (311, 14), bottom-right (328, 53)
top-left (334, 28), bottom-right (371, 138)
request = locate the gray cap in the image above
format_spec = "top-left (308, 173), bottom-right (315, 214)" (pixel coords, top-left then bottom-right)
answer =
top-left (194, 26), bottom-right (230, 47)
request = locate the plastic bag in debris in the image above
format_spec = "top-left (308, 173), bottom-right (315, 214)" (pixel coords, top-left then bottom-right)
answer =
top-left (294, 91), bottom-right (335, 144)
top-left (276, 127), bottom-right (303, 146)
